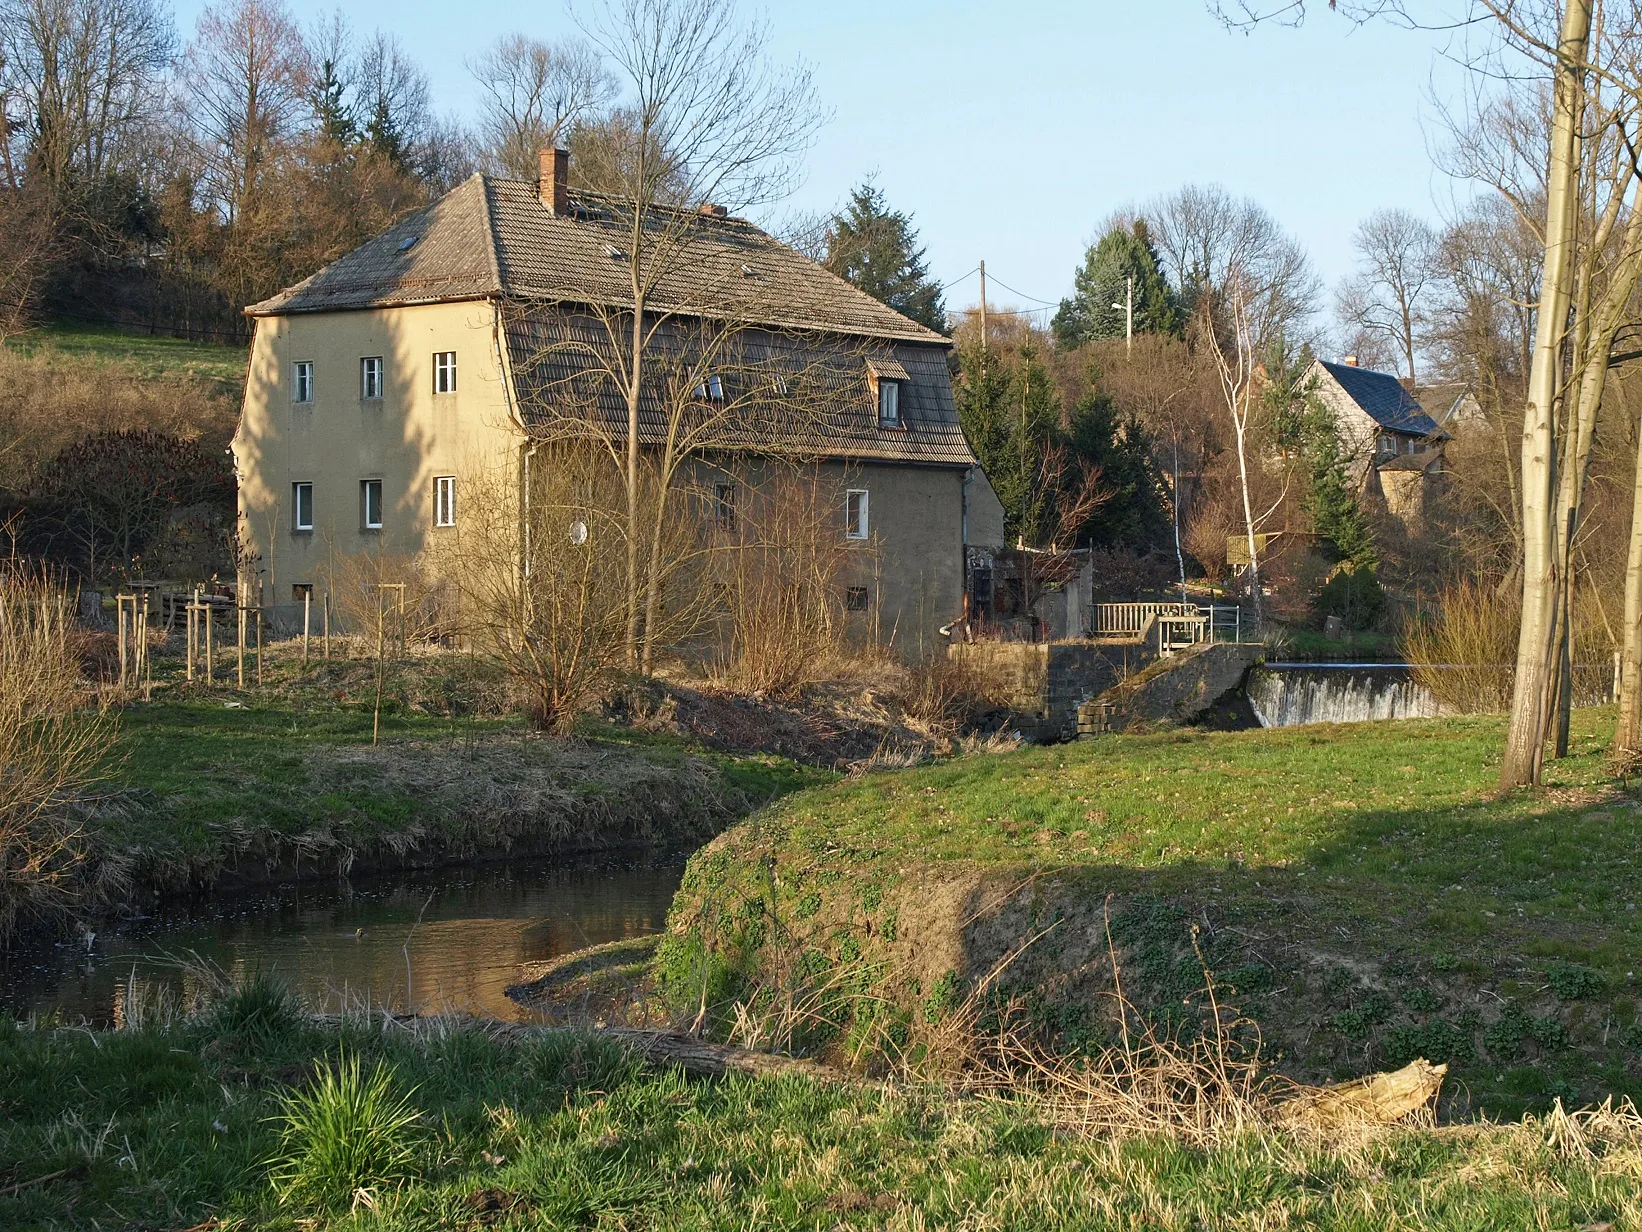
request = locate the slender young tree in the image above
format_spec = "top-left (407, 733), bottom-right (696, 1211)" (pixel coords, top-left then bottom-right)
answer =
top-left (516, 0), bottom-right (823, 671)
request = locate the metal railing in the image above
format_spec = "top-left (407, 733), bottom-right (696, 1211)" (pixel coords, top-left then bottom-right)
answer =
top-left (1090, 602), bottom-right (1196, 639)
top-left (1090, 601), bottom-right (1244, 652)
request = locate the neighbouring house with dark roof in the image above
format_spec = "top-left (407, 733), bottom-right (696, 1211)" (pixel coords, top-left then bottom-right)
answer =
top-left (1307, 357), bottom-right (1451, 526)
top-left (234, 149), bottom-right (1004, 655)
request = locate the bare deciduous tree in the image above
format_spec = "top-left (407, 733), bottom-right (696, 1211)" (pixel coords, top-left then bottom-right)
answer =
top-left (1146, 183), bottom-right (1319, 347)
top-left (184, 0), bottom-right (309, 223)
top-left (0, 0), bottom-right (174, 195)
top-left (1335, 208), bottom-right (1439, 386)
top-left (468, 33), bottom-right (614, 179)
top-left (510, 0), bottom-right (824, 674)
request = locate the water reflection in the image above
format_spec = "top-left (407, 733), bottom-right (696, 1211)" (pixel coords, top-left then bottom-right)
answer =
top-left (1, 857), bottom-right (684, 1027)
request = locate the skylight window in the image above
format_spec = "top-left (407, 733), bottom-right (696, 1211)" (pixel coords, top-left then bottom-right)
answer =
top-left (396, 236), bottom-right (419, 253)
top-left (604, 243), bottom-right (627, 261)
top-left (740, 263), bottom-right (759, 278)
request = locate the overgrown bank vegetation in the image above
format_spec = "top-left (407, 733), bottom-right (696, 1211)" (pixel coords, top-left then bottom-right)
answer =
top-left (3, 986), bottom-right (1640, 1230)
top-left (659, 708), bottom-right (1642, 1118)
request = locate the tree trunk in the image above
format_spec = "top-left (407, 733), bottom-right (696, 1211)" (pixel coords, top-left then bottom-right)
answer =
top-left (1500, 0), bottom-right (1591, 790)
top-left (1616, 423), bottom-right (1642, 758)
top-left (626, 309), bottom-right (644, 670)
top-left (1234, 411), bottom-right (1262, 628)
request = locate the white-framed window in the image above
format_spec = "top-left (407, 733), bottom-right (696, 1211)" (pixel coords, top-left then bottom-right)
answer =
top-left (361, 478), bottom-right (383, 530)
top-left (696, 374), bottom-right (725, 403)
top-left (293, 360), bottom-right (314, 404)
top-left (433, 351), bottom-right (457, 394)
top-left (361, 356), bottom-right (384, 400)
top-left (434, 475), bottom-right (456, 527)
top-left (877, 379), bottom-right (901, 427)
top-left (713, 481), bottom-right (736, 532)
top-left (845, 488), bottom-right (869, 540)
top-left (292, 481), bottom-right (313, 531)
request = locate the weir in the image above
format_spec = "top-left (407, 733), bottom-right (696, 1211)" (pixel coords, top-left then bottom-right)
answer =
top-left (1247, 663), bottom-right (1438, 727)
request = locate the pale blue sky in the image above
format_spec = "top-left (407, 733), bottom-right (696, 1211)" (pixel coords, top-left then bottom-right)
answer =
top-left (178, 1), bottom-right (1483, 326)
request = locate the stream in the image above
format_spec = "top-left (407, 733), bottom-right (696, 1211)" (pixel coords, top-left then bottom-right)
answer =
top-left (0, 855), bottom-right (685, 1027)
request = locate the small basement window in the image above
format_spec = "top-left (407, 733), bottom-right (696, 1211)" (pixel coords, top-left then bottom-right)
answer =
top-left (360, 478), bottom-right (383, 530)
top-left (845, 488), bottom-right (869, 540)
top-left (293, 583), bottom-right (314, 602)
top-left (845, 586), bottom-right (870, 612)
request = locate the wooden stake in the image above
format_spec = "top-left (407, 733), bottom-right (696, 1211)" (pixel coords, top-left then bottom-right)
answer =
top-left (323, 592), bottom-right (331, 660)
top-left (204, 597), bottom-right (214, 683)
top-left (256, 606), bottom-right (264, 685)
top-left (303, 590), bottom-right (311, 663)
top-left (237, 600), bottom-right (246, 689)
top-left (116, 595), bottom-right (130, 686)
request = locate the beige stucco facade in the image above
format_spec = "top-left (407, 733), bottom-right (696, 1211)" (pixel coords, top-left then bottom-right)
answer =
top-left (235, 298), bottom-right (974, 653)
top-left (235, 298), bottom-right (516, 627)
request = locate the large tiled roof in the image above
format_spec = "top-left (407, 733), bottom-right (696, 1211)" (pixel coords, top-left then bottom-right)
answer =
top-left (248, 173), bottom-right (969, 467)
top-left (1317, 359), bottom-right (1446, 438)
top-left (502, 310), bottom-right (974, 467)
top-left (247, 174), bottom-right (947, 345)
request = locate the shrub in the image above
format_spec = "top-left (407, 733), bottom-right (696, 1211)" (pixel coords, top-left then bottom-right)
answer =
top-left (269, 1053), bottom-right (422, 1212)
top-left (1402, 578), bottom-right (1517, 714)
top-left (25, 429), bottom-right (234, 584)
top-left (1311, 565), bottom-right (1385, 631)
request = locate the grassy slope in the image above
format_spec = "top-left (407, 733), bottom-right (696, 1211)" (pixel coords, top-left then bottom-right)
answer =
top-left (668, 710), bottom-right (1642, 1114)
top-left (3, 320), bottom-right (247, 389)
top-left (2, 1009), bottom-right (1638, 1231)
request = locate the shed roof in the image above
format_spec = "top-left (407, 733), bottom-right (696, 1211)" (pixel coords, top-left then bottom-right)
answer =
top-left (1316, 359), bottom-right (1446, 438)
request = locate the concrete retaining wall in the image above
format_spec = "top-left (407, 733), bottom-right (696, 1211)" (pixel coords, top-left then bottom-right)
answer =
top-left (951, 640), bottom-right (1154, 742)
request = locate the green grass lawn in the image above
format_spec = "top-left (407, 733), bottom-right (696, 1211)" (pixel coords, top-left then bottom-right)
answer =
top-left (668, 710), bottom-right (1642, 1114)
top-left (2, 1001), bottom-right (1638, 1231)
top-left (90, 659), bottom-right (822, 895)
top-left (4, 320), bottom-right (248, 388)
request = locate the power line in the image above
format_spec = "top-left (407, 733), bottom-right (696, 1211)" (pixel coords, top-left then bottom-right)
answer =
top-left (939, 265), bottom-right (980, 291)
top-left (981, 273), bottom-right (1059, 308)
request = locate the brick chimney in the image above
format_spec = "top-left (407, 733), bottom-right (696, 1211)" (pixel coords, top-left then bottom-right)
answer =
top-left (539, 147), bottom-right (568, 216)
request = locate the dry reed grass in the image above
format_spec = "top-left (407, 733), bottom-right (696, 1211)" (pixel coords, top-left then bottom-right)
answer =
top-left (0, 567), bottom-right (113, 941)
top-left (0, 346), bottom-right (235, 492)
top-left (1404, 577), bottom-right (1617, 713)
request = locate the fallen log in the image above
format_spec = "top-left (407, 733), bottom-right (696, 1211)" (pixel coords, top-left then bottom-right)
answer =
top-left (1282, 1057), bottom-right (1447, 1128)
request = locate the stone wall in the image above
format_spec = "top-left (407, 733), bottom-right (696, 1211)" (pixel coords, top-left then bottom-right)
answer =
top-left (951, 640), bottom-right (1154, 742)
top-left (1077, 642), bottom-right (1264, 735)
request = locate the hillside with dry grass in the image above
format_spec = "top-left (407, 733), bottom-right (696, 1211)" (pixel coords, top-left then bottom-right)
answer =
top-left (0, 324), bottom-right (243, 495)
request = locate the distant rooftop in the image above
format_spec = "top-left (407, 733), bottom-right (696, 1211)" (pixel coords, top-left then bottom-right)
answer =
top-left (1317, 359), bottom-right (1446, 439)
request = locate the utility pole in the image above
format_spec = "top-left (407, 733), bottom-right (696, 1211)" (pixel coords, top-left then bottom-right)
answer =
top-left (1125, 274), bottom-right (1134, 354)
top-left (979, 259), bottom-right (988, 354)
top-left (1112, 274), bottom-right (1134, 355)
